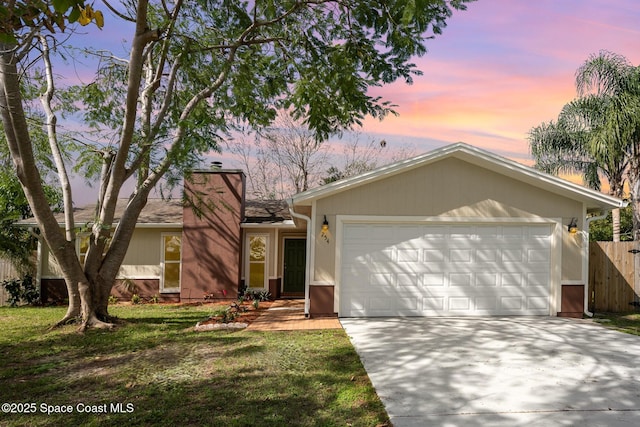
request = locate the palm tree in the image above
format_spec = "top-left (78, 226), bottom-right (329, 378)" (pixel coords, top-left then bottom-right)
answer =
top-left (529, 51), bottom-right (640, 241)
top-left (577, 51), bottom-right (640, 240)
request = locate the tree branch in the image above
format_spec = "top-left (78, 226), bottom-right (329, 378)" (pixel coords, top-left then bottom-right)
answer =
top-left (38, 34), bottom-right (75, 241)
top-left (101, 0), bottom-right (136, 22)
top-left (99, 0), bottom-right (158, 237)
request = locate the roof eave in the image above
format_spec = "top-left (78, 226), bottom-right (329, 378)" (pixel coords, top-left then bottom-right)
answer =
top-left (16, 222), bottom-right (183, 229)
top-left (241, 220), bottom-right (297, 229)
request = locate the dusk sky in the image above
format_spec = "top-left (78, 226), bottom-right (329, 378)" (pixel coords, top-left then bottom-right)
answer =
top-left (355, 0), bottom-right (640, 165)
top-left (62, 1), bottom-right (640, 201)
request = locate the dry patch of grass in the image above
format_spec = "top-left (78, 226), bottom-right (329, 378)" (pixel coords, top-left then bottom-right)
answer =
top-left (0, 305), bottom-right (389, 427)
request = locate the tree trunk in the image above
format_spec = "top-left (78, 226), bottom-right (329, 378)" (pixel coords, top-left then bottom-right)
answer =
top-left (612, 208), bottom-right (621, 242)
top-left (78, 278), bottom-right (112, 331)
top-left (92, 274), bottom-right (114, 321)
top-left (0, 40), bottom-right (112, 330)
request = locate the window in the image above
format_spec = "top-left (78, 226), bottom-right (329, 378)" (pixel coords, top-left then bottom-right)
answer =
top-left (77, 233), bottom-right (111, 266)
top-left (161, 233), bottom-right (181, 293)
top-left (246, 234), bottom-right (268, 289)
top-left (78, 235), bottom-right (89, 266)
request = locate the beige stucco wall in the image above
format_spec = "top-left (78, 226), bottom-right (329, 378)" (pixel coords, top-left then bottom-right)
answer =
top-left (310, 157), bottom-right (585, 284)
top-left (42, 227), bottom-right (181, 279)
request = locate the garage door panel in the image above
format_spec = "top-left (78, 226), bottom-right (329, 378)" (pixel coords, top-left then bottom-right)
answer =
top-left (397, 273), bottom-right (419, 287)
top-left (501, 249), bottom-right (524, 262)
top-left (398, 249), bottom-right (420, 262)
top-left (423, 249), bottom-right (445, 262)
top-left (476, 296), bottom-right (498, 310)
top-left (423, 273), bottom-right (445, 287)
top-left (369, 296), bottom-right (393, 311)
top-left (501, 273), bottom-right (523, 287)
top-left (450, 225), bottom-right (476, 238)
top-left (370, 273), bottom-right (394, 287)
top-left (370, 249), bottom-right (394, 263)
top-left (450, 249), bottom-right (473, 262)
top-left (450, 273), bottom-right (474, 287)
top-left (527, 296), bottom-right (549, 310)
top-left (527, 272), bottom-right (550, 287)
top-left (500, 296), bottom-right (524, 310)
top-left (340, 223), bottom-right (552, 317)
top-left (527, 248), bottom-right (550, 263)
top-left (476, 249), bottom-right (498, 262)
top-left (476, 273), bottom-right (499, 287)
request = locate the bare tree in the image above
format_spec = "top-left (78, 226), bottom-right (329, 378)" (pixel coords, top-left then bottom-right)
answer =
top-left (228, 111), bottom-right (329, 200)
top-left (323, 133), bottom-right (416, 184)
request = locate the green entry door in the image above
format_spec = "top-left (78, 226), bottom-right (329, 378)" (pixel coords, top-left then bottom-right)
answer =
top-left (283, 239), bottom-right (306, 294)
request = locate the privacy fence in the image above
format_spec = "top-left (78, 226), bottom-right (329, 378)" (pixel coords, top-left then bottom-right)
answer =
top-left (0, 259), bottom-right (19, 306)
top-left (589, 241), bottom-right (640, 313)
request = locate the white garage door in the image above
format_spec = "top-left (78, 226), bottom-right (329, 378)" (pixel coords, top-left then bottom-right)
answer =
top-left (339, 223), bottom-right (552, 317)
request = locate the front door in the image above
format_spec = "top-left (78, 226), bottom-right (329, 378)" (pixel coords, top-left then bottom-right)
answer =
top-left (283, 239), bottom-right (306, 295)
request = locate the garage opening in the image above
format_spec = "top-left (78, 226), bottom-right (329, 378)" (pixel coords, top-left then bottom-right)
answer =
top-left (339, 223), bottom-right (553, 317)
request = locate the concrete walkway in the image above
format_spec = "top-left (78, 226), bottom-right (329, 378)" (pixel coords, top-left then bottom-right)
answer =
top-left (245, 299), bottom-right (342, 331)
top-left (342, 317), bottom-right (640, 427)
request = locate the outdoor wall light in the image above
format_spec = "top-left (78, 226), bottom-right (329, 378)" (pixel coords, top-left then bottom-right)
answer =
top-left (568, 217), bottom-right (578, 234)
top-left (321, 215), bottom-right (329, 232)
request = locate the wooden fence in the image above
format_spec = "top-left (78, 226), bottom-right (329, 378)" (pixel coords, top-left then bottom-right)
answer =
top-left (589, 241), bottom-right (639, 313)
top-left (0, 258), bottom-right (20, 306)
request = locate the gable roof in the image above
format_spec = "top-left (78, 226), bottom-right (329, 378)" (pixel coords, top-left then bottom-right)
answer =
top-left (290, 142), bottom-right (624, 212)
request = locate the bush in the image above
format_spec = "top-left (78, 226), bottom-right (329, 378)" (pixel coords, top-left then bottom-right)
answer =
top-left (242, 288), bottom-right (271, 302)
top-left (2, 275), bottom-right (39, 307)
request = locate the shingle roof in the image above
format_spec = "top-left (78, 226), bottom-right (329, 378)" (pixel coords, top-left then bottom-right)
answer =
top-left (19, 198), bottom-right (291, 227)
top-left (17, 199), bottom-right (183, 227)
top-left (243, 200), bottom-right (291, 224)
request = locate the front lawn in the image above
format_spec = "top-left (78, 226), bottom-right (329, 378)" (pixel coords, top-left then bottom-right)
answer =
top-left (0, 305), bottom-right (389, 426)
top-left (593, 312), bottom-right (640, 336)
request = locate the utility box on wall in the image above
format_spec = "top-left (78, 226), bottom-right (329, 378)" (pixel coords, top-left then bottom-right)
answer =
top-left (558, 284), bottom-right (584, 318)
top-left (309, 283), bottom-right (337, 318)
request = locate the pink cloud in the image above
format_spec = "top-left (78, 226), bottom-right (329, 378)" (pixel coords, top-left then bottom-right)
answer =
top-left (359, 0), bottom-right (640, 165)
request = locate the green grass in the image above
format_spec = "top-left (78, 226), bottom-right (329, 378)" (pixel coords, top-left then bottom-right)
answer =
top-left (593, 312), bottom-right (640, 336)
top-left (0, 305), bottom-right (389, 427)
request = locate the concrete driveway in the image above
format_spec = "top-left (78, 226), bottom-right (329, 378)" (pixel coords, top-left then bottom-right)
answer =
top-left (341, 317), bottom-right (640, 427)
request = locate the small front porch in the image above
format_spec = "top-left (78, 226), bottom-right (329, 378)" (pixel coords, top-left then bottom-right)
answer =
top-left (245, 299), bottom-right (342, 331)
top-left (241, 209), bottom-right (308, 301)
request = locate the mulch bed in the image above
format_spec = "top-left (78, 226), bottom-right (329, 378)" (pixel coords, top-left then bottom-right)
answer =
top-left (195, 300), bottom-right (275, 329)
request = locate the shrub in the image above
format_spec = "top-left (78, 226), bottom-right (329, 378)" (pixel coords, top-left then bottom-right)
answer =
top-left (210, 301), bottom-right (248, 323)
top-left (131, 293), bottom-right (141, 305)
top-left (243, 289), bottom-right (271, 302)
top-left (1, 275), bottom-right (39, 307)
